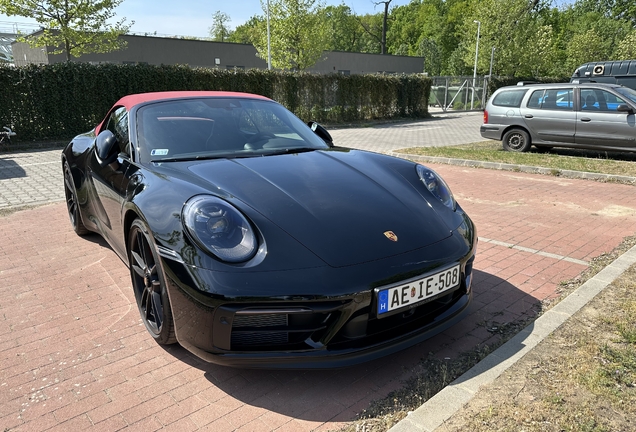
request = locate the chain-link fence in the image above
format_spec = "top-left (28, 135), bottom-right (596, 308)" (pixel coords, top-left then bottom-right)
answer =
top-left (428, 75), bottom-right (491, 112)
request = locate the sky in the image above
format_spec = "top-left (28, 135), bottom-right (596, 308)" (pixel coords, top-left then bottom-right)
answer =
top-left (0, 0), bottom-right (574, 39)
top-left (0, 0), bottom-right (410, 38)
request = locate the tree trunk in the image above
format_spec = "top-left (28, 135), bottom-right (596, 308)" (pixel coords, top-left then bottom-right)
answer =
top-left (381, 1), bottom-right (389, 54)
top-left (65, 38), bottom-right (71, 62)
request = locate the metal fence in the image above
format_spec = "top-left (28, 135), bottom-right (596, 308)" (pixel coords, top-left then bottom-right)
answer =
top-left (429, 75), bottom-right (490, 112)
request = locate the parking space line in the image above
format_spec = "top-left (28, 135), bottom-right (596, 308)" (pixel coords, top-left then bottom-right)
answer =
top-left (401, 126), bottom-right (443, 132)
top-left (479, 237), bottom-right (589, 266)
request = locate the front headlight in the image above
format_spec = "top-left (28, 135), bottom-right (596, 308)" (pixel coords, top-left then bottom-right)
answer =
top-left (416, 165), bottom-right (456, 211)
top-left (183, 195), bottom-right (257, 263)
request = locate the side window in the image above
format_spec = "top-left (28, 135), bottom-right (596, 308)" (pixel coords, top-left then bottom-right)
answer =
top-left (492, 89), bottom-right (527, 108)
top-left (527, 90), bottom-right (544, 108)
top-left (581, 89), bottom-right (627, 112)
top-left (105, 107), bottom-right (130, 157)
top-left (543, 89), bottom-right (573, 110)
top-left (546, 89), bottom-right (574, 111)
top-left (528, 89), bottom-right (573, 110)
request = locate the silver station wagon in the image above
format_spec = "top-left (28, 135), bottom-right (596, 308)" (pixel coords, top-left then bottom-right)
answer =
top-left (480, 82), bottom-right (636, 152)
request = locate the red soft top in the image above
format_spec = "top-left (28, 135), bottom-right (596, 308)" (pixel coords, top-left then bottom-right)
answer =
top-left (96, 91), bottom-right (271, 133)
top-left (115, 91), bottom-right (271, 110)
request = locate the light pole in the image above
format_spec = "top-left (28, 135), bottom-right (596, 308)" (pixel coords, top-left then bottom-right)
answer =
top-left (485, 46), bottom-right (495, 103)
top-left (471, 20), bottom-right (480, 109)
top-left (267, 0), bottom-right (272, 70)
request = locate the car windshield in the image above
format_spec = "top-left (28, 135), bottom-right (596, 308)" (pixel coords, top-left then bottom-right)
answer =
top-left (136, 97), bottom-right (329, 163)
top-left (614, 86), bottom-right (636, 105)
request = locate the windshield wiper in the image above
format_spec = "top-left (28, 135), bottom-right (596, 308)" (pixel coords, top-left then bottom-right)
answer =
top-left (151, 154), bottom-right (227, 163)
top-left (261, 147), bottom-right (318, 156)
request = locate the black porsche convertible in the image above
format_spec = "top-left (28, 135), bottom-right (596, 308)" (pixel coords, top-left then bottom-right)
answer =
top-left (62, 91), bottom-right (477, 368)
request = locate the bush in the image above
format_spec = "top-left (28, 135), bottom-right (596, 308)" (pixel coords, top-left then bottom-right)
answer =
top-left (0, 63), bottom-right (431, 141)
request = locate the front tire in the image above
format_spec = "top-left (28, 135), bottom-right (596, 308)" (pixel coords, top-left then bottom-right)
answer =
top-left (63, 162), bottom-right (89, 235)
top-left (128, 219), bottom-right (176, 345)
top-left (502, 129), bottom-right (531, 152)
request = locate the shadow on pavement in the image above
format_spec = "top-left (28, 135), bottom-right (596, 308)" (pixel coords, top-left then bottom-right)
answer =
top-left (154, 269), bottom-right (535, 424)
top-left (0, 158), bottom-right (27, 179)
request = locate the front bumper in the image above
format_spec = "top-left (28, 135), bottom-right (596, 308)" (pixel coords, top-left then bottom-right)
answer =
top-left (161, 219), bottom-right (477, 368)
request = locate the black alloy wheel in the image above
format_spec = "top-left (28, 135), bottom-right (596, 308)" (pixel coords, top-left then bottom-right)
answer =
top-left (502, 128), bottom-right (531, 152)
top-left (128, 219), bottom-right (176, 345)
top-left (63, 162), bottom-right (89, 235)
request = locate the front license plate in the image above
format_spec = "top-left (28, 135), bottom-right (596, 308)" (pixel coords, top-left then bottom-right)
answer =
top-left (376, 264), bottom-right (461, 317)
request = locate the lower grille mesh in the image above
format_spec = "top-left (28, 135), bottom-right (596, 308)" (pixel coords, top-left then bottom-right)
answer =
top-left (228, 306), bottom-right (341, 351)
top-left (232, 331), bottom-right (289, 346)
top-left (233, 314), bottom-right (288, 328)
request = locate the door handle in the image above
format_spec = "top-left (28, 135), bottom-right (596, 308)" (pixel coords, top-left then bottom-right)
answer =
top-left (524, 114), bottom-right (533, 119)
top-left (580, 117), bottom-right (591, 122)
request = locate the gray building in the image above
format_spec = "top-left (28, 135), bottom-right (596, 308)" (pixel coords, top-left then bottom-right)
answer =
top-left (12, 32), bottom-right (424, 75)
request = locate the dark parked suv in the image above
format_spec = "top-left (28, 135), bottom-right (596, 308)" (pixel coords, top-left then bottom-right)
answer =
top-left (480, 82), bottom-right (636, 152)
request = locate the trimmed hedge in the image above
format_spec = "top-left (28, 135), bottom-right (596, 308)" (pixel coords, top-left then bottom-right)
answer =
top-left (0, 63), bottom-right (431, 141)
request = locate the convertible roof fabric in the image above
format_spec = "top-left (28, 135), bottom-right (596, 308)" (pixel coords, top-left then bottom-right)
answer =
top-left (115, 91), bottom-right (271, 110)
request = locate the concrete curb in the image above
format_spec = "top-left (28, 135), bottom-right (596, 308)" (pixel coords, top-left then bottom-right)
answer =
top-left (392, 152), bottom-right (636, 184)
top-left (389, 243), bottom-right (636, 431)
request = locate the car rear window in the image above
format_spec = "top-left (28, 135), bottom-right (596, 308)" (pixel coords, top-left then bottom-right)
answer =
top-left (492, 89), bottom-right (527, 107)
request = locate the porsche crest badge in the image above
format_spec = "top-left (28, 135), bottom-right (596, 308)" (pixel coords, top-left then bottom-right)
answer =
top-left (383, 231), bottom-right (398, 242)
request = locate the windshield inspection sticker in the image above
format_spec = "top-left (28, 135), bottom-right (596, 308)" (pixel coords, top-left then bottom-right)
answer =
top-left (151, 149), bottom-right (169, 156)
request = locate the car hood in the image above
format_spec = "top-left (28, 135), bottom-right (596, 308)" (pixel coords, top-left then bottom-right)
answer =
top-left (185, 150), bottom-right (452, 268)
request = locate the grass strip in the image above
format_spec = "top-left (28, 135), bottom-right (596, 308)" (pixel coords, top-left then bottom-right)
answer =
top-left (397, 141), bottom-right (636, 178)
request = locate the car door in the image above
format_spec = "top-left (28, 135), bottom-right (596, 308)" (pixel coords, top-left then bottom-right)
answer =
top-left (87, 106), bottom-right (133, 258)
top-left (520, 87), bottom-right (576, 144)
top-left (575, 88), bottom-right (636, 149)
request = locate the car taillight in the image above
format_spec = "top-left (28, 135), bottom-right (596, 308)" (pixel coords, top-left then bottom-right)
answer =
top-left (483, 110), bottom-right (489, 124)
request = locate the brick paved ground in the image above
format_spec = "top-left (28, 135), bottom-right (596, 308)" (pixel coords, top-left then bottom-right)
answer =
top-left (2, 113), bottom-right (636, 431)
top-left (0, 149), bottom-right (64, 209)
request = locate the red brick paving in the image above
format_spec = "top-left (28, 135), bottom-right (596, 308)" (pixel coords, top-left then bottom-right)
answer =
top-left (2, 164), bottom-right (636, 431)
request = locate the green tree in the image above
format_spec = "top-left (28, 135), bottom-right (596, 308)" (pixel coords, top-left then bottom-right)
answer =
top-left (252, 0), bottom-right (329, 70)
top-left (556, 3), bottom-right (630, 73)
top-left (574, 0), bottom-right (636, 22)
top-left (438, 0), bottom-right (472, 74)
top-left (324, 4), bottom-right (366, 52)
top-left (387, 0), bottom-right (442, 56)
top-left (385, 0), bottom-right (472, 74)
top-left (355, 13), bottom-right (385, 53)
top-left (374, 0), bottom-right (392, 54)
top-left (0, 0), bottom-right (132, 61)
top-left (463, 0), bottom-right (557, 76)
top-left (565, 29), bottom-right (611, 70)
top-left (418, 38), bottom-right (441, 75)
top-left (209, 11), bottom-right (232, 42)
top-left (228, 16), bottom-right (264, 44)
top-left (614, 30), bottom-right (636, 59)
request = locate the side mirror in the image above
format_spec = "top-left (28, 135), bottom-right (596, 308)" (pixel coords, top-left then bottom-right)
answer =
top-left (307, 121), bottom-right (333, 146)
top-left (96, 130), bottom-right (118, 166)
top-left (617, 104), bottom-right (634, 114)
